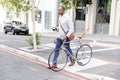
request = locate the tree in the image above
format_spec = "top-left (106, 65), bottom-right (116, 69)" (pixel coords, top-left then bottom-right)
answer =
top-left (0, 0), bottom-right (41, 50)
top-left (0, 0), bottom-right (31, 13)
top-left (60, 0), bottom-right (81, 27)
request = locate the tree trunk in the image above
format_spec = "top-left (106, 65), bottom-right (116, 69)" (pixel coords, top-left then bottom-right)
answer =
top-left (71, 0), bottom-right (74, 31)
top-left (31, 0), bottom-right (37, 50)
top-left (73, 1), bottom-right (77, 32)
top-left (71, 0), bottom-right (77, 32)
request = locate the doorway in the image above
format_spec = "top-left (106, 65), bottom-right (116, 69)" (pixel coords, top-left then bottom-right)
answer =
top-left (95, 0), bottom-right (111, 34)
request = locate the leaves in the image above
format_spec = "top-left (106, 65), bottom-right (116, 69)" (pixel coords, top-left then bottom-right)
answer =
top-left (25, 32), bottom-right (41, 46)
top-left (0, 0), bottom-right (31, 13)
top-left (60, 0), bottom-right (81, 10)
top-left (61, 0), bottom-right (71, 10)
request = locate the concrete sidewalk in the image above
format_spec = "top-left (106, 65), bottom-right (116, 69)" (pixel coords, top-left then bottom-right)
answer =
top-left (40, 31), bottom-right (120, 44)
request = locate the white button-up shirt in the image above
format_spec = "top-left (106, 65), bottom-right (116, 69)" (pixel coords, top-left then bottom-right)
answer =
top-left (57, 14), bottom-right (74, 39)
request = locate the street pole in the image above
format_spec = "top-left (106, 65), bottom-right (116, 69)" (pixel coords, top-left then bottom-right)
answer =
top-left (54, 0), bottom-right (60, 28)
top-left (32, 0), bottom-right (37, 50)
top-left (100, 19), bottom-right (103, 41)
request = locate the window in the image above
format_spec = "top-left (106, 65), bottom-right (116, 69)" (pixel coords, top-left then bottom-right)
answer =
top-left (96, 0), bottom-right (111, 23)
top-left (76, 1), bottom-right (86, 20)
top-left (45, 11), bottom-right (52, 30)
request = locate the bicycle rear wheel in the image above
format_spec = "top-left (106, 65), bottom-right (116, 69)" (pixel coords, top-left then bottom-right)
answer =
top-left (76, 44), bottom-right (93, 66)
top-left (48, 48), bottom-right (68, 72)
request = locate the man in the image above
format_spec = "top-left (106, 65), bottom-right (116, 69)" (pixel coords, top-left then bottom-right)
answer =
top-left (52, 6), bottom-right (75, 68)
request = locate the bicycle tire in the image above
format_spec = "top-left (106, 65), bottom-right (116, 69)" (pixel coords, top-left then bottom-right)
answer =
top-left (48, 48), bottom-right (68, 72)
top-left (76, 44), bottom-right (93, 66)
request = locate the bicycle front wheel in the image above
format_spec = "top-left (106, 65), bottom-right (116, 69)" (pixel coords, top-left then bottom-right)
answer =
top-left (48, 48), bottom-right (68, 72)
top-left (76, 44), bottom-right (93, 66)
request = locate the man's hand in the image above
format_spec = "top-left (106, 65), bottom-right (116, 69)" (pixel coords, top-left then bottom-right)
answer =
top-left (62, 37), bottom-right (67, 48)
top-left (52, 27), bottom-right (57, 31)
top-left (54, 38), bottom-right (57, 44)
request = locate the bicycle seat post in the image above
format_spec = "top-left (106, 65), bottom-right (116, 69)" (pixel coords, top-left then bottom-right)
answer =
top-left (77, 37), bottom-right (82, 45)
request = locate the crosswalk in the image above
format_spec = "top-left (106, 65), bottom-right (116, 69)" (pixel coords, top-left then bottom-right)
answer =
top-left (18, 42), bottom-right (119, 80)
top-left (40, 42), bottom-right (119, 80)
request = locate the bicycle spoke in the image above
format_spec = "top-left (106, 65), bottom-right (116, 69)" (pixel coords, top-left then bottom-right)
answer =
top-left (76, 44), bottom-right (93, 66)
top-left (48, 48), bottom-right (68, 72)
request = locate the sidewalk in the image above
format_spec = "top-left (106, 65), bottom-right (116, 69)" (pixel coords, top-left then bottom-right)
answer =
top-left (41, 31), bottom-right (120, 44)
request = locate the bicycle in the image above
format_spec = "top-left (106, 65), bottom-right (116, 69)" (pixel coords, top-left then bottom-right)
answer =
top-left (48, 36), bottom-right (93, 72)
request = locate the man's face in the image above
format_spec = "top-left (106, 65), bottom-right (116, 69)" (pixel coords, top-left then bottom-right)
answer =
top-left (58, 7), bottom-right (64, 15)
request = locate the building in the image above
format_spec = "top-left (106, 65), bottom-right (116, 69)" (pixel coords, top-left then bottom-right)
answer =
top-left (19, 0), bottom-right (120, 36)
top-left (84, 0), bottom-right (120, 36)
top-left (0, 5), bottom-right (7, 32)
top-left (27, 0), bottom-right (59, 33)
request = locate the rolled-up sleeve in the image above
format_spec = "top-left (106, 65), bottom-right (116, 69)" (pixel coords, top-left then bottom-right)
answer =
top-left (66, 17), bottom-right (74, 37)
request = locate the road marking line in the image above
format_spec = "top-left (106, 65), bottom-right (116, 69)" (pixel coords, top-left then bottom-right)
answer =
top-left (0, 47), bottom-right (87, 80)
top-left (93, 56), bottom-right (120, 65)
top-left (19, 46), bottom-right (51, 52)
top-left (60, 58), bottom-right (110, 71)
top-left (0, 43), bottom-right (119, 80)
top-left (55, 58), bottom-right (117, 80)
top-left (41, 43), bottom-right (119, 53)
top-left (90, 41), bottom-right (120, 48)
top-left (92, 47), bottom-right (118, 52)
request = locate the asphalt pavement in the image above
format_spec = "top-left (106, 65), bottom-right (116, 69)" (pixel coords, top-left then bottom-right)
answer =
top-left (0, 32), bottom-right (120, 80)
top-left (0, 50), bottom-right (79, 80)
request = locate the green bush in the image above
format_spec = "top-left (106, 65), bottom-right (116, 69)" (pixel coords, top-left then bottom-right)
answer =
top-left (25, 32), bottom-right (41, 46)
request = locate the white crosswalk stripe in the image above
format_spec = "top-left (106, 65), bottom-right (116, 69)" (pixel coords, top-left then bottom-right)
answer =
top-left (41, 42), bottom-right (118, 80)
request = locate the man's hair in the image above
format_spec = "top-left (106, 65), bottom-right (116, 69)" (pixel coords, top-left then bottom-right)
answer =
top-left (59, 6), bottom-right (65, 11)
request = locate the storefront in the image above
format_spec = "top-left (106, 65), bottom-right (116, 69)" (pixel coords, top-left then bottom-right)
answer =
top-left (75, 0), bottom-right (120, 36)
top-left (95, 0), bottom-right (111, 34)
top-left (75, 1), bottom-right (86, 33)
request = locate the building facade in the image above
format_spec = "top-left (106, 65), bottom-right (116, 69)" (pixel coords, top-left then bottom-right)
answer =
top-left (26, 0), bottom-right (120, 36)
top-left (85, 0), bottom-right (120, 36)
top-left (0, 5), bottom-right (7, 32)
top-left (28, 0), bottom-right (59, 33)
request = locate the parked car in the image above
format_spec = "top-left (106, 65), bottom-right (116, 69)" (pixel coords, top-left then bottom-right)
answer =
top-left (4, 21), bottom-right (29, 35)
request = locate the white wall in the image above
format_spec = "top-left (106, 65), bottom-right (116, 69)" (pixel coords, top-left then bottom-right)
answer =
top-left (0, 6), bottom-right (6, 32)
top-left (109, 0), bottom-right (120, 36)
top-left (28, 0), bottom-right (58, 34)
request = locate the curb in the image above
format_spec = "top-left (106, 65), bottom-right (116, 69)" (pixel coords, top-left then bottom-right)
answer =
top-left (0, 44), bottom-right (48, 64)
top-left (0, 44), bottom-right (118, 80)
top-left (0, 44), bottom-right (88, 80)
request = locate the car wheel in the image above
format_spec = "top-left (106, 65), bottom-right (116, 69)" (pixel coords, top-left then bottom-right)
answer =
top-left (16, 32), bottom-right (19, 35)
top-left (12, 29), bottom-right (15, 35)
top-left (25, 32), bottom-right (28, 35)
top-left (4, 29), bottom-right (7, 34)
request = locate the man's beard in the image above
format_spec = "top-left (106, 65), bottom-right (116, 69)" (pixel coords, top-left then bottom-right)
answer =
top-left (59, 12), bottom-right (61, 15)
top-left (59, 13), bottom-right (63, 16)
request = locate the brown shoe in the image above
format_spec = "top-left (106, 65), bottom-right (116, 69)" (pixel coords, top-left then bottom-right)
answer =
top-left (68, 61), bottom-right (75, 66)
top-left (51, 65), bottom-right (57, 68)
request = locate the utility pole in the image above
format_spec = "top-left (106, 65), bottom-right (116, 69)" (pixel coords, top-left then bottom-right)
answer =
top-left (31, 0), bottom-right (37, 50)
